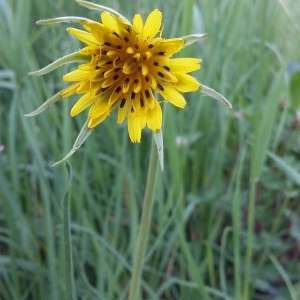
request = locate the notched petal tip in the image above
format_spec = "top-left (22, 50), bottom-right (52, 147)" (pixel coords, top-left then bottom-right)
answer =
top-left (199, 84), bottom-right (232, 110)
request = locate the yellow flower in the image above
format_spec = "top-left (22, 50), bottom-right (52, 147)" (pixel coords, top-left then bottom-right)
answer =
top-left (61, 9), bottom-right (201, 142)
top-left (27, 2), bottom-right (231, 167)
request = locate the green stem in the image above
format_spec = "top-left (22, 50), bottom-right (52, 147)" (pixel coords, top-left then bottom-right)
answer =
top-left (63, 162), bottom-right (76, 300)
top-left (128, 137), bottom-right (159, 300)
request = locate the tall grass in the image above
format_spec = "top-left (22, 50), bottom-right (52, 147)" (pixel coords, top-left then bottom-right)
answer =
top-left (1, 0), bottom-right (300, 299)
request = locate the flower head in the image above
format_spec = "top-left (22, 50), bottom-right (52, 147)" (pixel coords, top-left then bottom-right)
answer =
top-left (27, 1), bottom-right (231, 167)
top-left (62, 9), bottom-right (201, 142)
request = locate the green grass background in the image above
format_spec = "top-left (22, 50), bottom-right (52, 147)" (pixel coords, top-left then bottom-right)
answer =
top-left (1, 0), bottom-right (300, 299)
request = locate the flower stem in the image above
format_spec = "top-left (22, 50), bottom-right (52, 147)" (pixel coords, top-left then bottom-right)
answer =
top-left (128, 137), bottom-right (159, 300)
top-left (63, 162), bottom-right (76, 300)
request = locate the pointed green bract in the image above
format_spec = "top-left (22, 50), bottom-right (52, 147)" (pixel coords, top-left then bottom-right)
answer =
top-left (153, 130), bottom-right (164, 171)
top-left (29, 52), bottom-right (90, 76)
top-left (51, 119), bottom-right (94, 167)
top-left (182, 34), bottom-right (207, 47)
top-left (199, 84), bottom-right (232, 109)
top-left (36, 16), bottom-right (91, 25)
top-left (24, 91), bottom-right (62, 117)
top-left (76, 0), bottom-right (126, 19)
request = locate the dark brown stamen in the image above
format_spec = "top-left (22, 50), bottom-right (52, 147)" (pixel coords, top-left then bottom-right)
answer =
top-left (116, 45), bottom-right (122, 49)
top-left (158, 72), bottom-right (164, 78)
top-left (145, 89), bottom-right (150, 98)
top-left (104, 42), bottom-right (112, 47)
top-left (114, 67), bottom-right (121, 72)
top-left (106, 61), bottom-right (113, 65)
top-left (138, 66), bottom-right (142, 72)
top-left (102, 50), bottom-right (108, 55)
top-left (120, 98), bottom-right (126, 108)
top-left (140, 98), bottom-right (144, 107)
top-left (115, 86), bottom-right (122, 93)
top-left (158, 51), bottom-right (165, 55)
top-left (113, 32), bottom-right (120, 38)
top-left (131, 92), bottom-right (136, 100)
top-left (134, 44), bottom-right (139, 49)
top-left (124, 36), bottom-right (129, 42)
top-left (148, 44), bottom-right (154, 49)
top-left (153, 62), bottom-right (159, 66)
top-left (157, 84), bottom-right (164, 91)
top-left (145, 76), bottom-right (149, 83)
top-left (163, 65), bottom-right (170, 71)
top-left (134, 79), bottom-right (139, 84)
top-left (124, 78), bottom-right (130, 84)
top-left (113, 75), bottom-right (119, 81)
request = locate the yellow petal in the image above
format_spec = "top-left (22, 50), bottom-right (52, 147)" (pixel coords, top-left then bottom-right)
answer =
top-left (61, 83), bottom-right (80, 98)
top-left (88, 93), bottom-right (111, 118)
top-left (70, 92), bottom-right (94, 116)
top-left (101, 11), bottom-right (119, 32)
top-left (156, 39), bottom-right (184, 56)
top-left (169, 58), bottom-right (201, 73)
top-left (174, 74), bottom-right (200, 92)
top-left (147, 100), bottom-right (162, 131)
top-left (133, 14), bottom-right (143, 35)
top-left (128, 112), bottom-right (141, 143)
top-left (158, 84), bottom-right (186, 108)
top-left (143, 9), bottom-right (162, 39)
top-left (67, 28), bottom-right (98, 45)
top-left (63, 68), bottom-right (89, 82)
top-left (88, 112), bottom-right (109, 128)
top-left (117, 97), bottom-right (131, 124)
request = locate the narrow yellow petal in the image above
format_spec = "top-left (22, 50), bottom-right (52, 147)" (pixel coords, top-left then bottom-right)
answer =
top-left (158, 84), bottom-right (186, 108)
top-left (174, 74), bottom-right (200, 92)
top-left (70, 92), bottom-right (94, 116)
top-left (117, 97), bottom-right (131, 124)
top-left (88, 93), bottom-right (111, 118)
top-left (101, 11), bottom-right (119, 32)
top-left (143, 9), bottom-right (162, 39)
top-left (156, 39), bottom-right (184, 56)
top-left (169, 58), bottom-right (201, 73)
top-left (61, 83), bottom-right (80, 98)
top-left (133, 14), bottom-right (143, 35)
top-left (63, 68), bottom-right (90, 82)
top-left (88, 112), bottom-right (109, 128)
top-left (128, 112), bottom-right (141, 143)
top-left (147, 100), bottom-right (162, 131)
top-left (67, 28), bottom-right (98, 45)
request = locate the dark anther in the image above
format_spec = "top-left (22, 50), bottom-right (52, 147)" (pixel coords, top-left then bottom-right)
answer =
top-left (134, 44), bottom-right (139, 49)
top-left (124, 36), bottom-right (129, 42)
top-left (145, 89), bottom-right (150, 98)
top-left (115, 57), bottom-right (121, 62)
top-left (131, 92), bottom-right (135, 100)
top-left (145, 76), bottom-right (149, 83)
top-left (140, 98), bottom-right (144, 107)
top-left (148, 44), bottom-right (154, 49)
top-left (116, 45), bottom-right (122, 49)
top-left (124, 78), bottom-right (130, 84)
top-left (113, 32), bottom-right (120, 37)
top-left (138, 66), bottom-right (142, 72)
top-left (157, 84), bottom-right (164, 91)
top-left (115, 86), bottom-right (122, 93)
top-left (120, 98), bottom-right (126, 108)
top-left (102, 50), bottom-right (108, 55)
top-left (132, 58), bottom-right (138, 63)
top-left (113, 75), bottom-right (119, 81)
top-left (163, 65), bottom-right (170, 71)
top-left (134, 79), bottom-right (139, 84)
top-left (158, 72), bottom-right (164, 78)
top-left (158, 51), bottom-right (165, 55)
top-left (106, 61), bottom-right (113, 65)
top-left (114, 68), bottom-right (121, 72)
top-left (153, 62), bottom-right (159, 66)
top-left (104, 42), bottom-right (112, 47)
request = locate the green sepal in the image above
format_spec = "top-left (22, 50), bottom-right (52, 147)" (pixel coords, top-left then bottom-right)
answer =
top-left (51, 118), bottom-right (94, 167)
top-left (199, 84), bottom-right (232, 109)
top-left (182, 34), bottom-right (207, 47)
top-left (36, 16), bottom-right (91, 25)
top-left (24, 91), bottom-right (62, 117)
top-left (29, 52), bottom-right (89, 76)
top-left (153, 130), bottom-right (164, 172)
top-left (76, 0), bottom-right (127, 20)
